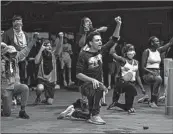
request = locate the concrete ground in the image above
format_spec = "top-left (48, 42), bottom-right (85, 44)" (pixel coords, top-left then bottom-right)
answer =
top-left (1, 85), bottom-right (173, 133)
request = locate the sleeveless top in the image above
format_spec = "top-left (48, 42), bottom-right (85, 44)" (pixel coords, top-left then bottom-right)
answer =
top-left (121, 59), bottom-right (138, 82)
top-left (37, 51), bottom-right (57, 83)
top-left (146, 49), bottom-right (161, 69)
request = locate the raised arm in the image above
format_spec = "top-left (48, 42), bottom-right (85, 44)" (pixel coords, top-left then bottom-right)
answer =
top-left (158, 37), bottom-right (173, 53)
top-left (109, 43), bottom-right (126, 64)
top-left (54, 32), bottom-right (64, 58)
top-left (101, 16), bottom-right (122, 54)
top-left (16, 38), bottom-right (36, 62)
top-left (35, 43), bottom-right (45, 64)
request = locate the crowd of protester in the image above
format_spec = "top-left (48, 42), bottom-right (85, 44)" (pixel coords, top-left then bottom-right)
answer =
top-left (1, 15), bottom-right (173, 125)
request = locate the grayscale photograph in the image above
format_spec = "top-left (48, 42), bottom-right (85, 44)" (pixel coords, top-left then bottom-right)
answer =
top-left (1, 1), bottom-right (173, 133)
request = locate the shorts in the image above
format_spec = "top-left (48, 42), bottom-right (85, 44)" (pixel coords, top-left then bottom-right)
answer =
top-left (60, 57), bottom-right (71, 69)
top-left (37, 78), bottom-right (55, 99)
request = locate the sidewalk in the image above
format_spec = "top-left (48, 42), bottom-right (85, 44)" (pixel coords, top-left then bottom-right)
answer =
top-left (1, 86), bottom-right (173, 133)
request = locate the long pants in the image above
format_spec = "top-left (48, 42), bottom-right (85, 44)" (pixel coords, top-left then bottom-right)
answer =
top-left (80, 82), bottom-right (105, 116)
top-left (27, 60), bottom-right (38, 87)
top-left (71, 99), bottom-right (90, 120)
top-left (1, 84), bottom-right (29, 116)
top-left (112, 80), bottom-right (137, 111)
top-left (143, 70), bottom-right (162, 104)
top-left (18, 61), bottom-right (27, 84)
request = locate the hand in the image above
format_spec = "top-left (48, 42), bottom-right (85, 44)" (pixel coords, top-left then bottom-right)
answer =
top-left (84, 25), bottom-right (90, 32)
top-left (91, 79), bottom-right (100, 89)
top-left (115, 16), bottom-right (122, 25)
top-left (40, 42), bottom-right (46, 51)
top-left (59, 32), bottom-right (64, 37)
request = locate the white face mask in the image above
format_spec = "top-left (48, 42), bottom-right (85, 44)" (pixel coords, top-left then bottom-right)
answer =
top-left (127, 50), bottom-right (136, 59)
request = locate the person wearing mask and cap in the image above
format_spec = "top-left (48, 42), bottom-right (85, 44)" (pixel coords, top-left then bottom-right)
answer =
top-left (1, 37), bottom-right (36, 119)
top-left (34, 32), bottom-right (63, 105)
top-left (2, 15), bottom-right (29, 104)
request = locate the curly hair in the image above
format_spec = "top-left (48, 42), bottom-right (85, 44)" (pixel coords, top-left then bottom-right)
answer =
top-left (121, 44), bottom-right (135, 57)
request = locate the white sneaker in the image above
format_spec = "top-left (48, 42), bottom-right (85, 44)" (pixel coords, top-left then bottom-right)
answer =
top-left (149, 102), bottom-right (158, 108)
top-left (137, 95), bottom-right (149, 103)
top-left (158, 95), bottom-right (165, 102)
top-left (12, 99), bottom-right (17, 105)
top-left (57, 105), bottom-right (74, 119)
top-left (87, 115), bottom-right (106, 125)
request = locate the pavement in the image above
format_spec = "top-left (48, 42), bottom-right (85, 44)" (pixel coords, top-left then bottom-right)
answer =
top-left (1, 85), bottom-right (173, 133)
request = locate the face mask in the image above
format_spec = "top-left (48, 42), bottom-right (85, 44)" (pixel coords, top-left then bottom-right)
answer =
top-left (127, 50), bottom-right (135, 59)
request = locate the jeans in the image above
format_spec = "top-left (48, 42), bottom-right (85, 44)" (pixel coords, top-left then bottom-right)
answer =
top-left (80, 82), bottom-right (104, 116)
top-left (112, 79), bottom-right (137, 110)
top-left (1, 83), bottom-right (29, 116)
top-left (143, 70), bottom-right (162, 103)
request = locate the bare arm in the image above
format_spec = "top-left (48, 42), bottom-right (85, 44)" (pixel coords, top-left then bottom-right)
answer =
top-left (54, 32), bottom-right (64, 58)
top-left (101, 16), bottom-right (122, 54)
top-left (78, 33), bottom-right (87, 48)
top-left (158, 37), bottom-right (173, 53)
top-left (136, 70), bottom-right (146, 94)
top-left (110, 43), bottom-right (126, 65)
top-left (35, 44), bottom-right (45, 64)
top-left (16, 39), bottom-right (36, 62)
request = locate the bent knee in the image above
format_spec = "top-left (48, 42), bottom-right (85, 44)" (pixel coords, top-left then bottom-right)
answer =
top-left (21, 84), bottom-right (29, 91)
top-left (155, 76), bottom-right (162, 84)
top-left (37, 84), bottom-right (44, 92)
top-left (47, 98), bottom-right (54, 105)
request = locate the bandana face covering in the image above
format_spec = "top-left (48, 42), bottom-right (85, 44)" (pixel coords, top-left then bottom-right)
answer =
top-left (127, 50), bottom-right (136, 59)
top-left (42, 50), bottom-right (53, 75)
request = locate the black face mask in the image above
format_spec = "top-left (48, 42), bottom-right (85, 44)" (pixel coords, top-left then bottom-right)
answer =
top-left (42, 50), bottom-right (53, 75)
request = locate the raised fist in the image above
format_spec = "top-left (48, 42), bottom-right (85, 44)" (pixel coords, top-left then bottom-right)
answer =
top-left (115, 16), bottom-right (122, 24)
top-left (59, 32), bottom-right (64, 37)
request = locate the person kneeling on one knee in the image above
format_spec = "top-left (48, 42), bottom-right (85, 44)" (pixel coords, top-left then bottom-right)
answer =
top-left (34, 33), bottom-right (63, 105)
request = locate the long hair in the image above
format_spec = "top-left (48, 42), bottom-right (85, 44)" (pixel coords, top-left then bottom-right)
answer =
top-left (79, 17), bottom-right (94, 35)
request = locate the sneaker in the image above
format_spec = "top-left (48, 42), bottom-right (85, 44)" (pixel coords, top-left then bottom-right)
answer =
top-left (128, 108), bottom-right (136, 115)
top-left (68, 81), bottom-right (75, 86)
top-left (12, 99), bottom-right (17, 105)
top-left (107, 102), bottom-right (117, 110)
top-left (101, 103), bottom-right (107, 106)
top-left (57, 105), bottom-right (74, 119)
top-left (87, 115), bottom-right (106, 125)
top-left (41, 99), bottom-right (48, 104)
top-left (19, 111), bottom-right (30, 119)
top-left (137, 95), bottom-right (149, 103)
top-left (158, 95), bottom-right (165, 103)
top-left (149, 102), bottom-right (158, 108)
top-left (34, 97), bottom-right (41, 105)
top-left (64, 81), bottom-right (67, 87)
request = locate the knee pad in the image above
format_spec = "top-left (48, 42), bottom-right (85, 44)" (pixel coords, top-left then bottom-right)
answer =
top-left (37, 84), bottom-right (44, 92)
top-left (47, 98), bottom-right (53, 105)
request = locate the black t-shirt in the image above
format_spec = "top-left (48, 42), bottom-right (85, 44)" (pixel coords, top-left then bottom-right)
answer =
top-left (76, 37), bottom-right (118, 83)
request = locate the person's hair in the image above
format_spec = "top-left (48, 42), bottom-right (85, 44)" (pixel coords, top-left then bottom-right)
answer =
top-left (148, 36), bottom-right (158, 47)
top-left (86, 31), bottom-right (101, 47)
top-left (12, 15), bottom-right (22, 22)
top-left (79, 17), bottom-right (93, 34)
top-left (121, 43), bottom-right (135, 57)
